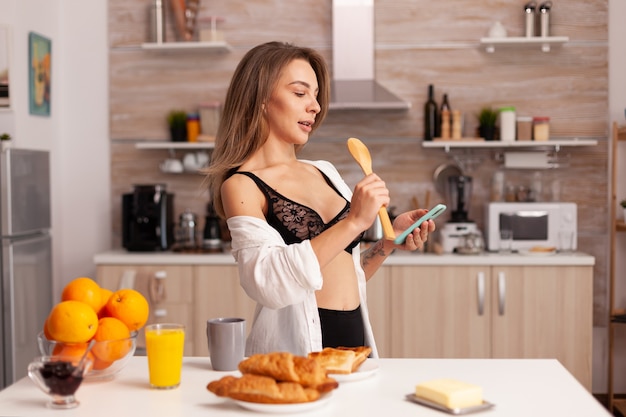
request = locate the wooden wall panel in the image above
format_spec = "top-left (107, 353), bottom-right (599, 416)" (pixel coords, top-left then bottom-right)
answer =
top-left (108, 0), bottom-right (609, 325)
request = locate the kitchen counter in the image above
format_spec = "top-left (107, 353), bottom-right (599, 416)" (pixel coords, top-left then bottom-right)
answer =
top-left (0, 356), bottom-right (609, 416)
top-left (94, 249), bottom-right (595, 266)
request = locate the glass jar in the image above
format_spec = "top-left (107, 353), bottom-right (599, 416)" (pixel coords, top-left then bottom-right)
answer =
top-left (533, 116), bottom-right (550, 141)
top-left (516, 116), bottom-right (533, 141)
top-left (198, 102), bottom-right (221, 141)
top-left (186, 113), bottom-right (200, 142)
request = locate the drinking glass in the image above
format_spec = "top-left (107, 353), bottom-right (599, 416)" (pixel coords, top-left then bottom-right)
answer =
top-left (558, 231), bottom-right (575, 253)
top-left (145, 323), bottom-right (185, 389)
top-left (499, 229), bottom-right (513, 253)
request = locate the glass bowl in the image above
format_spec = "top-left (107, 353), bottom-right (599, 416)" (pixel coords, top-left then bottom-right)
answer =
top-left (37, 331), bottom-right (137, 381)
top-left (28, 355), bottom-right (92, 409)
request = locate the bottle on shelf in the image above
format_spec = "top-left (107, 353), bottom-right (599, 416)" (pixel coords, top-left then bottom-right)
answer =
top-left (539, 1), bottom-right (552, 37)
top-left (149, 0), bottom-right (166, 43)
top-left (439, 94), bottom-right (451, 138)
top-left (452, 110), bottom-right (462, 139)
top-left (186, 113), bottom-right (200, 142)
top-left (423, 84), bottom-right (439, 141)
top-left (499, 106), bottom-right (516, 142)
top-left (440, 93), bottom-right (451, 113)
top-left (440, 109), bottom-right (451, 139)
top-left (524, 1), bottom-right (537, 37)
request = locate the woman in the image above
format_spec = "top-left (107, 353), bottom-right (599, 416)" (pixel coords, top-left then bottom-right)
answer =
top-left (205, 41), bottom-right (435, 358)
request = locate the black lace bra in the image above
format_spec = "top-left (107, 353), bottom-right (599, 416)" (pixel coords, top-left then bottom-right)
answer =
top-left (234, 170), bottom-right (363, 254)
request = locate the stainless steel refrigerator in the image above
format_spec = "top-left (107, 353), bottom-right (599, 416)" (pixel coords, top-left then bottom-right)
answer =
top-left (0, 148), bottom-right (52, 389)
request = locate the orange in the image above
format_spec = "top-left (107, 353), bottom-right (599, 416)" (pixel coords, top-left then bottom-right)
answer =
top-left (92, 357), bottom-right (113, 370)
top-left (92, 317), bottom-right (132, 362)
top-left (104, 289), bottom-right (149, 332)
top-left (47, 300), bottom-right (99, 343)
top-left (97, 287), bottom-right (114, 318)
top-left (52, 342), bottom-right (94, 364)
top-left (43, 318), bottom-right (53, 340)
top-left (61, 277), bottom-right (102, 313)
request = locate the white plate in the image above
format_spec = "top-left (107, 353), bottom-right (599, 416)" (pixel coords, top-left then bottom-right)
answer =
top-left (330, 359), bottom-right (379, 382)
top-left (519, 249), bottom-right (556, 256)
top-left (230, 393), bottom-right (332, 414)
top-left (406, 394), bottom-right (495, 415)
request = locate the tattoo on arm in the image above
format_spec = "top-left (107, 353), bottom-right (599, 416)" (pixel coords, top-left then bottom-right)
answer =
top-left (361, 240), bottom-right (393, 268)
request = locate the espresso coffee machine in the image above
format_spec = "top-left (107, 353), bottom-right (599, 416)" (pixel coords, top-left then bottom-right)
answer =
top-left (122, 184), bottom-right (174, 251)
top-left (440, 175), bottom-right (479, 253)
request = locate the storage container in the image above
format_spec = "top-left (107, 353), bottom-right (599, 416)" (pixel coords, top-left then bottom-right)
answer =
top-left (499, 107), bottom-right (516, 142)
top-left (533, 116), bottom-right (550, 141)
top-left (186, 113), bottom-right (200, 142)
top-left (198, 102), bottom-right (221, 141)
top-left (539, 1), bottom-right (552, 37)
top-left (524, 1), bottom-right (537, 37)
top-left (516, 116), bottom-right (533, 141)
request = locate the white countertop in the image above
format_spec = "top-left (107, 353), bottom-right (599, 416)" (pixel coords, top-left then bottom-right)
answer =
top-left (0, 356), bottom-right (609, 416)
top-left (94, 249), bottom-right (595, 266)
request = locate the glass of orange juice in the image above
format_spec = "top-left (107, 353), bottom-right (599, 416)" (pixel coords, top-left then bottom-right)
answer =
top-left (145, 323), bottom-right (185, 389)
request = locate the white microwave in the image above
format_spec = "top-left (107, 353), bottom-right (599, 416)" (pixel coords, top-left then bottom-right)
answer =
top-left (485, 202), bottom-right (577, 252)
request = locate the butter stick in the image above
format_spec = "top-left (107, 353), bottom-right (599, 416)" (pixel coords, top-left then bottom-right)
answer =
top-left (415, 378), bottom-right (482, 409)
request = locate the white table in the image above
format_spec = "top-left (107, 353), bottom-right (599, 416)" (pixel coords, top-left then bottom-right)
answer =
top-left (0, 357), bottom-right (610, 416)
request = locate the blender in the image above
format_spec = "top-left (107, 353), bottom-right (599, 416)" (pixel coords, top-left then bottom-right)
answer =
top-left (440, 175), bottom-right (480, 253)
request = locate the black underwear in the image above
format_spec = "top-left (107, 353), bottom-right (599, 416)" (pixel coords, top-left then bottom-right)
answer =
top-left (318, 305), bottom-right (365, 348)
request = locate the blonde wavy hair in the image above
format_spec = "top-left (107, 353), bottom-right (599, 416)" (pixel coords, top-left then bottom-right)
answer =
top-left (204, 41), bottom-right (330, 218)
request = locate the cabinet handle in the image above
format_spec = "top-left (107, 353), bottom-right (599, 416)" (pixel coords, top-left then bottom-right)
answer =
top-left (149, 270), bottom-right (167, 304)
top-left (477, 271), bottom-right (485, 316)
top-left (498, 271), bottom-right (506, 315)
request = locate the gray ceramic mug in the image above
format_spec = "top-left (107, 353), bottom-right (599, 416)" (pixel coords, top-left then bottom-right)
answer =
top-left (206, 317), bottom-right (246, 371)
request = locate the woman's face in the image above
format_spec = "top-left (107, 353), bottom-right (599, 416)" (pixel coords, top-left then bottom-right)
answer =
top-left (265, 58), bottom-right (321, 146)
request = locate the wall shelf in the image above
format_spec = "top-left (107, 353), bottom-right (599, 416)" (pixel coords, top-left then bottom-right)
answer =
top-left (135, 141), bottom-right (215, 150)
top-left (480, 36), bottom-right (569, 53)
top-left (421, 138), bottom-right (597, 153)
top-left (140, 41), bottom-right (232, 52)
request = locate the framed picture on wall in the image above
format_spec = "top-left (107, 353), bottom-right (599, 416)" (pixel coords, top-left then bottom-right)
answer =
top-left (0, 26), bottom-right (10, 109)
top-left (28, 32), bottom-right (51, 116)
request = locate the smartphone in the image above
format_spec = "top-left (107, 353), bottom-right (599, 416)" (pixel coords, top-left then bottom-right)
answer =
top-left (393, 203), bottom-right (447, 245)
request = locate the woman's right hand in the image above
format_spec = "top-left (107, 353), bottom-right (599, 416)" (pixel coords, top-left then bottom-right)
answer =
top-left (347, 173), bottom-right (390, 232)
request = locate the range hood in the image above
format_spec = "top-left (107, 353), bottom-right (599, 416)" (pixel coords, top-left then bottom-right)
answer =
top-left (329, 0), bottom-right (410, 110)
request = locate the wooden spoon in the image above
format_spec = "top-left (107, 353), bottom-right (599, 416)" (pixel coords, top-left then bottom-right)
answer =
top-left (347, 138), bottom-right (396, 240)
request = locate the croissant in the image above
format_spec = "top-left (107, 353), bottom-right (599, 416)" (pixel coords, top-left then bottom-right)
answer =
top-left (207, 374), bottom-right (321, 404)
top-left (207, 352), bottom-right (340, 404)
top-left (238, 352), bottom-right (337, 392)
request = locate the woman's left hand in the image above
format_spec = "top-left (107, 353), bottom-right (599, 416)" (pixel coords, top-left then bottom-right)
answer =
top-left (390, 209), bottom-right (436, 251)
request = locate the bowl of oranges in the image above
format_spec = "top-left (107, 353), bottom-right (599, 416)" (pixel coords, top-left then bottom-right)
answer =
top-left (38, 277), bottom-right (149, 381)
top-left (37, 330), bottom-right (137, 381)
